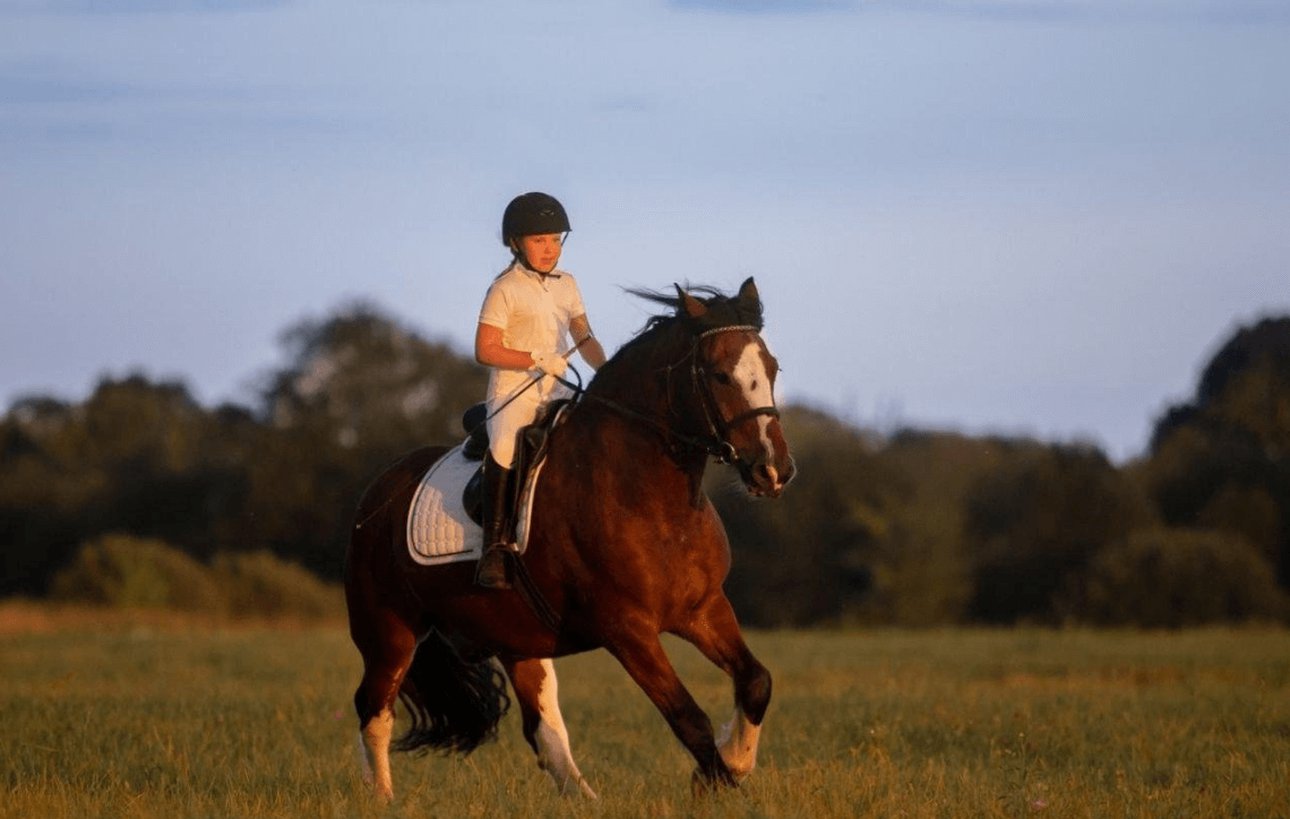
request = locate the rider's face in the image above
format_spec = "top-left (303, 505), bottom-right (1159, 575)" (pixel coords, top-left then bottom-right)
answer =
top-left (515, 233), bottom-right (564, 273)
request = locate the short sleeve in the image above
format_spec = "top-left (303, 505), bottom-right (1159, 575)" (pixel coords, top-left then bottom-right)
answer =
top-left (478, 279), bottom-right (510, 329)
top-left (562, 275), bottom-right (587, 320)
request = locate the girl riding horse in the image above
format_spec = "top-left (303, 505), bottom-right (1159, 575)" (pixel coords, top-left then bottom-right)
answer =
top-left (346, 276), bottom-right (794, 799)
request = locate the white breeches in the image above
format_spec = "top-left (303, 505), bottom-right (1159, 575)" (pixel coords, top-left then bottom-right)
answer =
top-left (486, 383), bottom-right (545, 469)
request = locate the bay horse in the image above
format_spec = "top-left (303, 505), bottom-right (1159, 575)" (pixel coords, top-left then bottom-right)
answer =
top-left (344, 277), bottom-right (794, 798)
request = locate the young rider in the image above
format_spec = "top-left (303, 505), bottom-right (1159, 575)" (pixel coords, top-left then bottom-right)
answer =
top-left (473, 192), bottom-right (607, 589)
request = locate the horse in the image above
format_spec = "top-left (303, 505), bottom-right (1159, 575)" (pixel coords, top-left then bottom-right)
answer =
top-left (344, 277), bottom-right (795, 799)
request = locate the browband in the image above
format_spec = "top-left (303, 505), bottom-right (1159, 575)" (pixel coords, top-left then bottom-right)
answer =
top-left (697, 324), bottom-right (759, 339)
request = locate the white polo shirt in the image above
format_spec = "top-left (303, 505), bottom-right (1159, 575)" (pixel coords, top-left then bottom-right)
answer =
top-left (478, 261), bottom-right (587, 405)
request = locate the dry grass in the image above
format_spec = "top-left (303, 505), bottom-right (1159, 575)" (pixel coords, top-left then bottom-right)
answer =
top-left (2, 607), bottom-right (1288, 817)
top-left (0, 600), bottom-right (346, 635)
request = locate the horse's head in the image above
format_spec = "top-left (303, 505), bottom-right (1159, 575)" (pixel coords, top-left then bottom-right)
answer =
top-left (677, 278), bottom-right (796, 498)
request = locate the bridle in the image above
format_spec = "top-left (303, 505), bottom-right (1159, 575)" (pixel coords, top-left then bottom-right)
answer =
top-left (565, 323), bottom-right (780, 468)
top-left (689, 324), bottom-right (781, 465)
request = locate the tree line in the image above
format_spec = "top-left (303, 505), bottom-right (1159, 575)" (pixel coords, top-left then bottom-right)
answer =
top-left (2, 303), bottom-right (1288, 626)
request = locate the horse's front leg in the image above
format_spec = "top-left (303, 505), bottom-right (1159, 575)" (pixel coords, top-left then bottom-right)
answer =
top-left (673, 593), bottom-right (771, 781)
top-left (605, 626), bottom-right (738, 788)
top-left (502, 657), bottom-right (597, 798)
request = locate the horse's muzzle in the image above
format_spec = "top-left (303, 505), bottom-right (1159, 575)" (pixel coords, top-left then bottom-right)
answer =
top-left (742, 453), bottom-right (795, 498)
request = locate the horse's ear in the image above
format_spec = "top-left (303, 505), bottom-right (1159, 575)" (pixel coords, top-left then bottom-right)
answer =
top-left (675, 284), bottom-right (708, 319)
top-left (737, 276), bottom-right (760, 306)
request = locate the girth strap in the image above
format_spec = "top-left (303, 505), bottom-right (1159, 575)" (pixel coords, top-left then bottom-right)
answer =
top-left (511, 556), bottom-right (562, 633)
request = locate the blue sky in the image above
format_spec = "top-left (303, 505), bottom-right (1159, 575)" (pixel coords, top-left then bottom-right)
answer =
top-left (2, 0), bottom-right (1287, 461)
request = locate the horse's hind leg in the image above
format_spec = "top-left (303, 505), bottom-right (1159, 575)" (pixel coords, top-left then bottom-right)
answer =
top-left (502, 658), bottom-right (597, 798)
top-left (674, 594), bottom-right (771, 781)
top-left (351, 615), bottom-right (417, 800)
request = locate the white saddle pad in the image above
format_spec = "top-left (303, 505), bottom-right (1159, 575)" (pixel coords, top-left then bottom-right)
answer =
top-left (406, 444), bottom-right (547, 566)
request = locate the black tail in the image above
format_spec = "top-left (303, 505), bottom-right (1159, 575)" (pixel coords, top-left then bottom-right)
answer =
top-left (392, 631), bottom-right (511, 756)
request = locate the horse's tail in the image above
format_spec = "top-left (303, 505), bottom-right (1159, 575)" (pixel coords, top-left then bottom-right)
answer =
top-left (392, 631), bottom-right (511, 756)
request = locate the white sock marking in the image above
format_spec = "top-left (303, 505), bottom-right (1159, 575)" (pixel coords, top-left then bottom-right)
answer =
top-left (360, 708), bottom-right (395, 800)
top-left (717, 705), bottom-right (763, 780)
top-left (534, 658), bottom-right (597, 798)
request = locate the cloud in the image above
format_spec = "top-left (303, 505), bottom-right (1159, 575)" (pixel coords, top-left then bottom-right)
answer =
top-left (0, 61), bottom-right (371, 148)
top-left (666, 0), bottom-right (1290, 23)
top-left (1, 77), bottom-right (124, 105)
top-left (875, 0), bottom-right (1290, 24)
top-left (1, 0), bottom-right (288, 14)
top-left (670, 0), bottom-right (856, 14)
top-left (593, 93), bottom-right (656, 114)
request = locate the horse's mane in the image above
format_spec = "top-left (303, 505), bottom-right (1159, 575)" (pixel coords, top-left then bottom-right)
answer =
top-left (623, 285), bottom-right (764, 337)
top-left (589, 283), bottom-right (763, 393)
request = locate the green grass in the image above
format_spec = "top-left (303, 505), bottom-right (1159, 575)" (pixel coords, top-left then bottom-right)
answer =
top-left (2, 616), bottom-right (1289, 817)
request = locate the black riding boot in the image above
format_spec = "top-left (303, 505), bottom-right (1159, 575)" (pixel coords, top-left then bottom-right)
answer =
top-left (474, 454), bottom-right (514, 590)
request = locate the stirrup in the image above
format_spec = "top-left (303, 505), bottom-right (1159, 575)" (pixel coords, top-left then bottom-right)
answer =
top-left (474, 546), bottom-right (512, 590)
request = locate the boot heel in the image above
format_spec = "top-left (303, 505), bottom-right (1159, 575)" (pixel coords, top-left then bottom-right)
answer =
top-left (475, 547), bottom-right (512, 590)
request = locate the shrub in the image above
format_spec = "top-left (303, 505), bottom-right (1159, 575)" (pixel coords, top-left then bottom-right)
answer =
top-left (47, 536), bottom-right (342, 619)
top-left (210, 551), bottom-right (343, 619)
top-left (1068, 528), bottom-right (1287, 627)
top-left (49, 533), bottom-right (226, 611)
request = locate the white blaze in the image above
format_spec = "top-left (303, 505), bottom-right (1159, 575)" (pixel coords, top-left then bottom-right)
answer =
top-left (731, 340), bottom-right (778, 470)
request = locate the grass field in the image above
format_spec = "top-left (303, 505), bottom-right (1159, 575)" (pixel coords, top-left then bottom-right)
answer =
top-left (2, 606), bottom-right (1288, 818)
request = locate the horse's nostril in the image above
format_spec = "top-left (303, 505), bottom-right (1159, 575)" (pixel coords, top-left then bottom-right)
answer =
top-left (780, 457), bottom-right (797, 485)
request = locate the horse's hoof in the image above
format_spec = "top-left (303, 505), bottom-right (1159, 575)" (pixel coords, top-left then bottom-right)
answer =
top-left (559, 776), bottom-right (598, 799)
top-left (690, 766), bottom-right (738, 796)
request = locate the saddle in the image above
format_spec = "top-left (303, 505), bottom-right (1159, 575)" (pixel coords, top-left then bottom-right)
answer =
top-left (459, 399), bottom-right (573, 526)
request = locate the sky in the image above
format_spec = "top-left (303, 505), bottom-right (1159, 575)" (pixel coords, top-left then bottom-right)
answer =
top-left (2, 0), bottom-right (1288, 462)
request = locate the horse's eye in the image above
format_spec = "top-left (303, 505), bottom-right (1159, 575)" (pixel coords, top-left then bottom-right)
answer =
top-left (712, 371), bottom-right (732, 386)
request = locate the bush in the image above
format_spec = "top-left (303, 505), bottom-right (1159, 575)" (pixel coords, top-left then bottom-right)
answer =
top-left (210, 551), bottom-right (342, 619)
top-left (1067, 528), bottom-right (1287, 627)
top-left (48, 535), bottom-right (342, 618)
top-left (49, 533), bottom-right (225, 611)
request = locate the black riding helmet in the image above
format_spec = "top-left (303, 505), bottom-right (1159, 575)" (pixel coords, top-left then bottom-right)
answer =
top-left (501, 192), bottom-right (571, 245)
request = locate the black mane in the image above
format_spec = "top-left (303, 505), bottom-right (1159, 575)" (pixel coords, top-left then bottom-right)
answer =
top-left (588, 283), bottom-right (763, 395)
top-left (624, 285), bottom-right (764, 336)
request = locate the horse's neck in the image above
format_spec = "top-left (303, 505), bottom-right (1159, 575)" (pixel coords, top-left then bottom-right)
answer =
top-left (580, 356), bottom-right (709, 499)
top-left (589, 341), bottom-right (687, 436)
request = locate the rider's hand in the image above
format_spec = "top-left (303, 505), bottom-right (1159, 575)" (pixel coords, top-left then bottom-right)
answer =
top-left (531, 351), bottom-right (569, 378)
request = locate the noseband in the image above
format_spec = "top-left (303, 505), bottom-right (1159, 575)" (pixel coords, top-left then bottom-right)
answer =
top-left (691, 324), bottom-right (781, 465)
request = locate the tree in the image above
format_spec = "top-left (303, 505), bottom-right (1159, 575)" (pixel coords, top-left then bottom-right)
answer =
top-left (865, 430), bottom-right (1001, 625)
top-left (1068, 528), bottom-right (1287, 627)
top-left (0, 396), bottom-right (91, 595)
top-left (0, 376), bottom-right (248, 595)
top-left (247, 302), bottom-right (487, 578)
top-left (963, 440), bottom-right (1150, 623)
top-left (713, 405), bottom-right (908, 626)
top-left (261, 301), bottom-right (484, 453)
top-left (1147, 315), bottom-right (1290, 587)
top-left (0, 302), bottom-right (488, 594)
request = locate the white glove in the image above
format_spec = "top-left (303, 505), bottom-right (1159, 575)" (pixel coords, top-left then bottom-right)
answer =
top-left (531, 351), bottom-right (568, 378)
